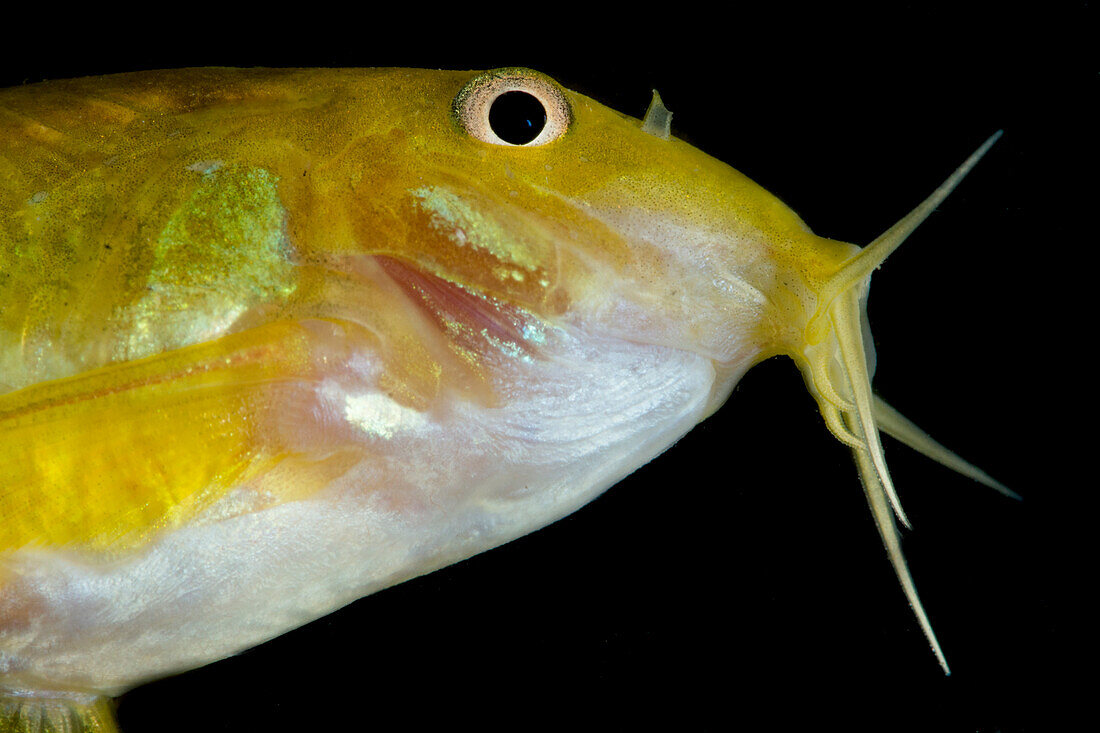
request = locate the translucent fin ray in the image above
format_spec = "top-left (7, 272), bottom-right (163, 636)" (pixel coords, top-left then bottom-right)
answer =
top-left (873, 395), bottom-right (1020, 499)
top-left (0, 693), bottom-right (118, 732)
top-left (641, 89), bottom-right (673, 140)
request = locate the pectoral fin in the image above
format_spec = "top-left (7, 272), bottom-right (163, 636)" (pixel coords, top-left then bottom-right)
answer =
top-left (0, 320), bottom-right (328, 555)
top-left (0, 692), bottom-right (118, 733)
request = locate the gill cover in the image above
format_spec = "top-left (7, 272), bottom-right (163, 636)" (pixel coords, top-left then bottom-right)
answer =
top-left (796, 131), bottom-right (1015, 674)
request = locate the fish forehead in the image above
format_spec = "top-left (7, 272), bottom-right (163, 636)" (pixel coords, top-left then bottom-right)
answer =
top-left (0, 63), bottom-right (824, 243)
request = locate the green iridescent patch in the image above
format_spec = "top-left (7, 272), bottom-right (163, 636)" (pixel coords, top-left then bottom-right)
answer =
top-left (410, 185), bottom-right (543, 275)
top-left (120, 165), bottom-right (297, 359)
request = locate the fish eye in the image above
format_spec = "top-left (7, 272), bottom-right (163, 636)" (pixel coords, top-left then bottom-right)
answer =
top-left (453, 69), bottom-right (571, 147)
top-left (489, 91), bottom-right (546, 145)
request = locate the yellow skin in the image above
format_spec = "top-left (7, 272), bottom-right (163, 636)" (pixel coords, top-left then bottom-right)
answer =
top-left (0, 67), bottom-right (1007, 731)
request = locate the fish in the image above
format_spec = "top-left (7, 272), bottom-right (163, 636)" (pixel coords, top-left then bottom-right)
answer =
top-left (0, 66), bottom-right (1013, 732)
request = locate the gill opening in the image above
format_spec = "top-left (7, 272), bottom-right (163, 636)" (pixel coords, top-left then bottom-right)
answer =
top-left (800, 131), bottom-right (1011, 674)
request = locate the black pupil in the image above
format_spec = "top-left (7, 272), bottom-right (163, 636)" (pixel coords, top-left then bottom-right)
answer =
top-left (488, 91), bottom-right (547, 145)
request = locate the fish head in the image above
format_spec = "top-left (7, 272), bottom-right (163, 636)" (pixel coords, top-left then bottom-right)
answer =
top-left (312, 68), bottom-right (1003, 675)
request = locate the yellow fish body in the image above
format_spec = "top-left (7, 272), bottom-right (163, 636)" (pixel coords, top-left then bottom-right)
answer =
top-left (0, 67), bottom-right (1008, 731)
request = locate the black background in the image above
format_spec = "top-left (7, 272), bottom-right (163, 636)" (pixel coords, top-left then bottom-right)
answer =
top-left (0, 4), bottom-right (1088, 732)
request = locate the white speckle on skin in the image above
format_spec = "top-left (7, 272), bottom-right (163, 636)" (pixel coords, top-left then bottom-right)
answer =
top-left (186, 160), bottom-right (223, 175)
top-left (521, 322), bottom-right (547, 345)
top-left (344, 393), bottom-right (428, 440)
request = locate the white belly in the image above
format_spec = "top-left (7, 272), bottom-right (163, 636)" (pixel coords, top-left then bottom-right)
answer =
top-left (0, 333), bottom-right (729, 696)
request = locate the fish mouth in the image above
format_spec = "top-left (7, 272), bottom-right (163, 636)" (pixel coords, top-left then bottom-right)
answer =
top-left (788, 131), bottom-right (1010, 675)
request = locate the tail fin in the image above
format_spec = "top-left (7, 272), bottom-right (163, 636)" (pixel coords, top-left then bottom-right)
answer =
top-left (797, 131), bottom-right (1008, 674)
